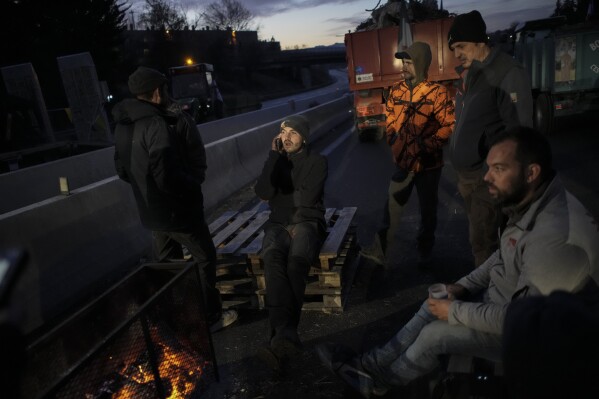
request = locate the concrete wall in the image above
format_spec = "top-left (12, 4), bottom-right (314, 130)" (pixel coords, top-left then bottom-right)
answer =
top-left (0, 95), bottom-right (352, 335)
top-left (0, 91), bottom-right (346, 215)
top-left (1, 177), bottom-right (151, 334)
top-left (199, 90), bottom-right (344, 144)
top-left (0, 148), bottom-right (116, 214)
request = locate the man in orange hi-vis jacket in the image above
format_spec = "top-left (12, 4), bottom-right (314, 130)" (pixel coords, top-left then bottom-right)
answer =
top-left (366, 41), bottom-right (455, 268)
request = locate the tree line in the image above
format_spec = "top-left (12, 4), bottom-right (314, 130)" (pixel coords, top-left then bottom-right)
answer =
top-left (552, 0), bottom-right (598, 23)
top-left (0, 0), bottom-right (254, 107)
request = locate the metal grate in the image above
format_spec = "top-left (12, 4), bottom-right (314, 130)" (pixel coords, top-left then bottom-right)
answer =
top-left (20, 262), bottom-right (218, 399)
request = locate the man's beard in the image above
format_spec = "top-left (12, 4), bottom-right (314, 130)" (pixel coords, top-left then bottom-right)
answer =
top-left (492, 174), bottom-right (529, 207)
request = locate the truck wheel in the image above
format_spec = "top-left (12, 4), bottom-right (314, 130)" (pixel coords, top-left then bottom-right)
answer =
top-left (534, 93), bottom-right (554, 135)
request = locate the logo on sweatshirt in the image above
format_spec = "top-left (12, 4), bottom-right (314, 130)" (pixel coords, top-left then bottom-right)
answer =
top-left (510, 92), bottom-right (518, 103)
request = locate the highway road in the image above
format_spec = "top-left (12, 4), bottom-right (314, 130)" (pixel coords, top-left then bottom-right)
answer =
top-left (261, 68), bottom-right (350, 109)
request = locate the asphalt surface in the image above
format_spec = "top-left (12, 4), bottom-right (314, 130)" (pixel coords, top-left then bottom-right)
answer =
top-left (201, 113), bottom-right (599, 399)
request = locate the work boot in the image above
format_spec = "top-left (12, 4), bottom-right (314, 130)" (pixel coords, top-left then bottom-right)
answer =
top-left (210, 309), bottom-right (238, 333)
top-left (257, 329), bottom-right (303, 372)
top-left (360, 236), bottom-right (386, 266)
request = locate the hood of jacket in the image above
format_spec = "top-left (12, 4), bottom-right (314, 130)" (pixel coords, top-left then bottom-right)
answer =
top-left (112, 98), bottom-right (174, 125)
top-left (405, 42), bottom-right (432, 87)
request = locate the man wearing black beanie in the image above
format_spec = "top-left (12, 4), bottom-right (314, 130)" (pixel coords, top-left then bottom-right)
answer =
top-left (446, 10), bottom-right (533, 267)
top-left (254, 114), bottom-right (328, 371)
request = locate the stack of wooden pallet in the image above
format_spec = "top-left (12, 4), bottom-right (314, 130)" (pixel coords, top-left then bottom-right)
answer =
top-left (208, 206), bottom-right (359, 312)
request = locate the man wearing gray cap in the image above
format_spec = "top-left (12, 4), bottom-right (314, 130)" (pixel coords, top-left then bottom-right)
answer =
top-left (113, 66), bottom-right (237, 333)
top-left (366, 41), bottom-right (454, 268)
top-left (447, 10), bottom-right (533, 267)
top-left (254, 114), bottom-right (328, 371)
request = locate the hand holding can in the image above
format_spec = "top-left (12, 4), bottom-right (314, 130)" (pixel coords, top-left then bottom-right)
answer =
top-left (428, 283), bottom-right (448, 299)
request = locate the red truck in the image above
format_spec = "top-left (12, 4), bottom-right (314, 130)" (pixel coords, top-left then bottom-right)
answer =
top-left (345, 18), bottom-right (459, 141)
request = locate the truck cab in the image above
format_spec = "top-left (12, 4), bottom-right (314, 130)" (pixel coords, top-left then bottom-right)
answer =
top-left (167, 63), bottom-right (224, 123)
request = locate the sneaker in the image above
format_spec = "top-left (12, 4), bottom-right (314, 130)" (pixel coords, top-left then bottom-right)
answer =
top-left (257, 345), bottom-right (284, 371)
top-left (210, 309), bottom-right (238, 333)
top-left (256, 336), bottom-right (302, 372)
top-left (316, 342), bottom-right (358, 374)
top-left (316, 342), bottom-right (389, 398)
top-left (271, 335), bottom-right (303, 358)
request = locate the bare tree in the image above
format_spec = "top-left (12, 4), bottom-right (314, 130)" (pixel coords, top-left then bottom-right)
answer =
top-left (202, 0), bottom-right (254, 30)
top-left (138, 0), bottom-right (186, 30)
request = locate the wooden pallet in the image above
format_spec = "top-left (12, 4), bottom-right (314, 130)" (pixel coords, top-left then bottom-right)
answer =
top-left (208, 207), bottom-right (359, 311)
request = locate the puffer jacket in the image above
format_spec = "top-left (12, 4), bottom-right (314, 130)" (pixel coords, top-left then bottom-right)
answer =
top-left (113, 98), bottom-right (208, 231)
top-left (385, 80), bottom-right (455, 172)
top-left (448, 175), bottom-right (599, 334)
top-left (254, 149), bottom-right (327, 230)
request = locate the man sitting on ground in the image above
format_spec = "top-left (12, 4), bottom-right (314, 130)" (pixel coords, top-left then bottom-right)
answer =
top-left (317, 127), bottom-right (599, 398)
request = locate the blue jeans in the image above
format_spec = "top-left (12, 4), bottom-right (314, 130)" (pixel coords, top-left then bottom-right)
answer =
top-left (261, 221), bottom-right (324, 341)
top-left (361, 301), bottom-right (502, 386)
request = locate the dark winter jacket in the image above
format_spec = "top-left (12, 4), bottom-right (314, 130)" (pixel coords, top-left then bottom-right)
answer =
top-left (449, 47), bottom-right (533, 172)
top-left (254, 149), bottom-right (327, 229)
top-left (113, 98), bottom-right (208, 231)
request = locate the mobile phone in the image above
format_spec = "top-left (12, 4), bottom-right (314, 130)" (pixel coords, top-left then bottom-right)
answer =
top-left (276, 138), bottom-right (283, 151)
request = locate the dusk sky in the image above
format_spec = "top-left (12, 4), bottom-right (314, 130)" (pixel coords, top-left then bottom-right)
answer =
top-left (128, 0), bottom-right (557, 49)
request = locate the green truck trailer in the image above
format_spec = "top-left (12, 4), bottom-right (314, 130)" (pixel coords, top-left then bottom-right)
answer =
top-left (514, 16), bottom-right (599, 134)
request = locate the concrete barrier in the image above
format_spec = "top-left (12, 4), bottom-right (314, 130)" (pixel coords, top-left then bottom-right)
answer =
top-left (0, 177), bottom-right (151, 334)
top-left (0, 147), bottom-right (115, 214)
top-left (199, 90), bottom-right (346, 144)
top-left (0, 95), bottom-right (352, 334)
top-left (0, 92), bottom-right (350, 215)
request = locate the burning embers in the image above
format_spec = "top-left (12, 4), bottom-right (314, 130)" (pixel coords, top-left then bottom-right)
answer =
top-left (20, 263), bottom-right (218, 399)
top-left (102, 326), bottom-right (212, 399)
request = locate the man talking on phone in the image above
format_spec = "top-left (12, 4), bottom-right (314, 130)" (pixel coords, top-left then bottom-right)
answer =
top-left (254, 115), bottom-right (328, 372)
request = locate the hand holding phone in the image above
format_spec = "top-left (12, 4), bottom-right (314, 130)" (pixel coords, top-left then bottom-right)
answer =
top-left (272, 135), bottom-right (284, 152)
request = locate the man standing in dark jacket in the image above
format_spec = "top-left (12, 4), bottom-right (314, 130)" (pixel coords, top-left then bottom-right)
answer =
top-left (112, 66), bottom-right (237, 332)
top-left (447, 10), bottom-right (533, 267)
top-left (254, 115), bottom-right (327, 370)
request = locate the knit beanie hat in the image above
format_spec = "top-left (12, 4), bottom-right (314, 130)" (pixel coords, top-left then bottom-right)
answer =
top-left (128, 66), bottom-right (168, 95)
top-left (281, 115), bottom-right (310, 144)
top-left (447, 10), bottom-right (488, 48)
top-left (395, 41), bottom-right (432, 85)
